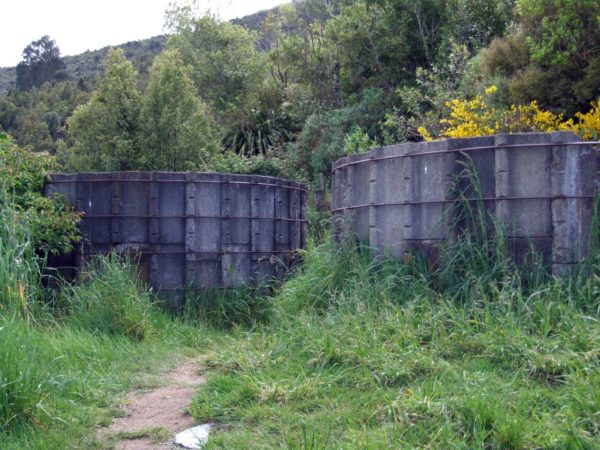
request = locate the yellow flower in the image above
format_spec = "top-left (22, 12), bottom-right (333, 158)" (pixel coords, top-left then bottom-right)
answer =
top-left (574, 99), bottom-right (600, 140)
top-left (417, 126), bottom-right (434, 141)
top-left (417, 88), bottom-right (599, 141)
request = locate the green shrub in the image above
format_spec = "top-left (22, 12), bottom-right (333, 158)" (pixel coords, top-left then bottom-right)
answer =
top-left (0, 133), bottom-right (81, 256)
top-left (291, 88), bottom-right (390, 181)
top-left (209, 151), bottom-right (288, 178)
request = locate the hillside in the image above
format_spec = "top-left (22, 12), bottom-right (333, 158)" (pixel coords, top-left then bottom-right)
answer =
top-left (62, 35), bottom-right (167, 81)
top-left (0, 66), bottom-right (16, 94)
top-left (0, 5), bottom-right (283, 94)
top-left (0, 35), bottom-right (166, 95)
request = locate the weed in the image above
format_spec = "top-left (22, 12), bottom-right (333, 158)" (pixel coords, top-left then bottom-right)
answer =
top-left (183, 285), bottom-right (273, 329)
top-left (193, 234), bottom-right (600, 447)
top-left (63, 254), bottom-right (159, 340)
top-left (0, 199), bottom-right (45, 320)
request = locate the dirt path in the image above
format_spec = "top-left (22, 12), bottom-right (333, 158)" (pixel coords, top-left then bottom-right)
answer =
top-left (100, 361), bottom-right (205, 449)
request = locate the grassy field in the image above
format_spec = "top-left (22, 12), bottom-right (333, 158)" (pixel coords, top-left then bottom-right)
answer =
top-left (0, 316), bottom-right (209, 449)
top-left (0, 202), bottom-right (216, 449)
top-left (2, 191), bottom-right (599, 448)
top-left (191, 240), bottom-right (600, 449)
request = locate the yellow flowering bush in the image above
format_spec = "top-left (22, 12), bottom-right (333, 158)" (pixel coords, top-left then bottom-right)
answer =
top-left (441, 96), bottom-right (497, 139)
top-left (575, 99), bottom-right (600, 140)
top-left (503, 102), bottom-right (567, 133)
top-left (419, 86), bottom-right (600, 141)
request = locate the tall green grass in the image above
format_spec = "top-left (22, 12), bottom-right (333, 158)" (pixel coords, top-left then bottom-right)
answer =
top-left (191, 232), bottom-right (600, 448)
top-left (0, 316), bottom-right (208, 448)
top-left (183, 286), bottom-right (273, 329)
top-left (0, 200), bottom-right (45, 320)
top-left (63, 255), bottom-right (159, 340)
top-left (0, 319), bottom-right (53, 433)
top-left (0, 195), bottom-right (50, 436)
top-left (0, 193), bottom-right (212, 447)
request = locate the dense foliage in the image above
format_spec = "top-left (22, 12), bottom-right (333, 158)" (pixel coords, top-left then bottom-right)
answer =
top-left (0, 133), bottom-right (80, 255)
top-left (58, 49), bottom-right (219, 171)
top-left (420, 86), bottom-right (600, 140)
top-left (479, 0), bottom-right (600, 114)
top-left (2, 2), bottom-right (600, 447)
top-left (0, 36), bottom-right (165, 154)
top-left (60, 49), bottom-right (142, 171)
top-left (0, 78), bottom-right (91, 153)
top-left (2, 1), bottom-right (600, 183)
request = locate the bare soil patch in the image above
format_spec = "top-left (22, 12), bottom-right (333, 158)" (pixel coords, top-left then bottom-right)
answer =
top-left (100, 361), bottom-right (204, 449)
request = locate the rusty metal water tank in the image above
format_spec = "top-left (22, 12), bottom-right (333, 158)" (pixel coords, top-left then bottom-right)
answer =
top-left (45, 172), bottom-right (307, 300)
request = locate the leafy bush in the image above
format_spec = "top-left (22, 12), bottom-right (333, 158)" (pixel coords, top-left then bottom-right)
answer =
top-left (0, 133), bottom-right (81, 256)
top-left (222, 102), bottom-right (295, 157)
top-left (292, 87), bottom-right (389, 181)
top-left (209, 151), bottom-right (290, 178)
top-left (342, 126), bottom-right (377, 155)
top-left (475, 0), bottom-right (600, 114)
top-left (383, 43), bottom-right (478, 143)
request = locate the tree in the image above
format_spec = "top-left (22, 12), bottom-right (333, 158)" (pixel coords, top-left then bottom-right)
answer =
top-left (0, 97), bottom-right (18, 131)
top-left (0, 78), bottom-right (91, 153)
top-left (138, 50), bottom-right (219, 170)
top-left (361, 0), bottom-right (514, 68)
top-left (14, 110), bottom-right (53, 152)
top-left (166, 10), bottom-right (266, 112)
top-left (442, 0), bottom-right (515, 51)
top-left (325, 1), bottom-right (412, 95)
top-left (517, 0), bottom-right (600, 69)
top-left (362, 0), bottom-right (446, 68)
top-left (518, 0), bottom-right (600, 109)
top-left (478, 0), bottom-right (600, 113)
top-left (167, 9), bottom-right (295, 156)
top-left (0, 133), bottom-right (81, 255)
top-left (62, 49), bottom-right (141, 171)
top-left (16, 36), bottom-right (66, 91)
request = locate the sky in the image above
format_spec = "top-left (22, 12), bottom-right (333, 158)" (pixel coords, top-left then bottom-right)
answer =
top-left (0, 0), bottom-right (289, 68)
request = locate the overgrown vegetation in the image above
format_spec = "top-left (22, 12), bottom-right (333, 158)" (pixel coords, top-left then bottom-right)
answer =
top-left (0, 241), bottom-right (216, 448)
top-left (190, 233), bottom-right (600, 448)
top-left (187, 159), bottom-right (600, 447)
top-left (4, 0), bottom-right (599, 184)
top-left (0, 133), bottom-right (81, 255)
top-left (0, 137), bottom-right (214, 448)
top-left (420, 85), bottom-right (600, 140)
top-left (2, 1), bottom-right (600, 448)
